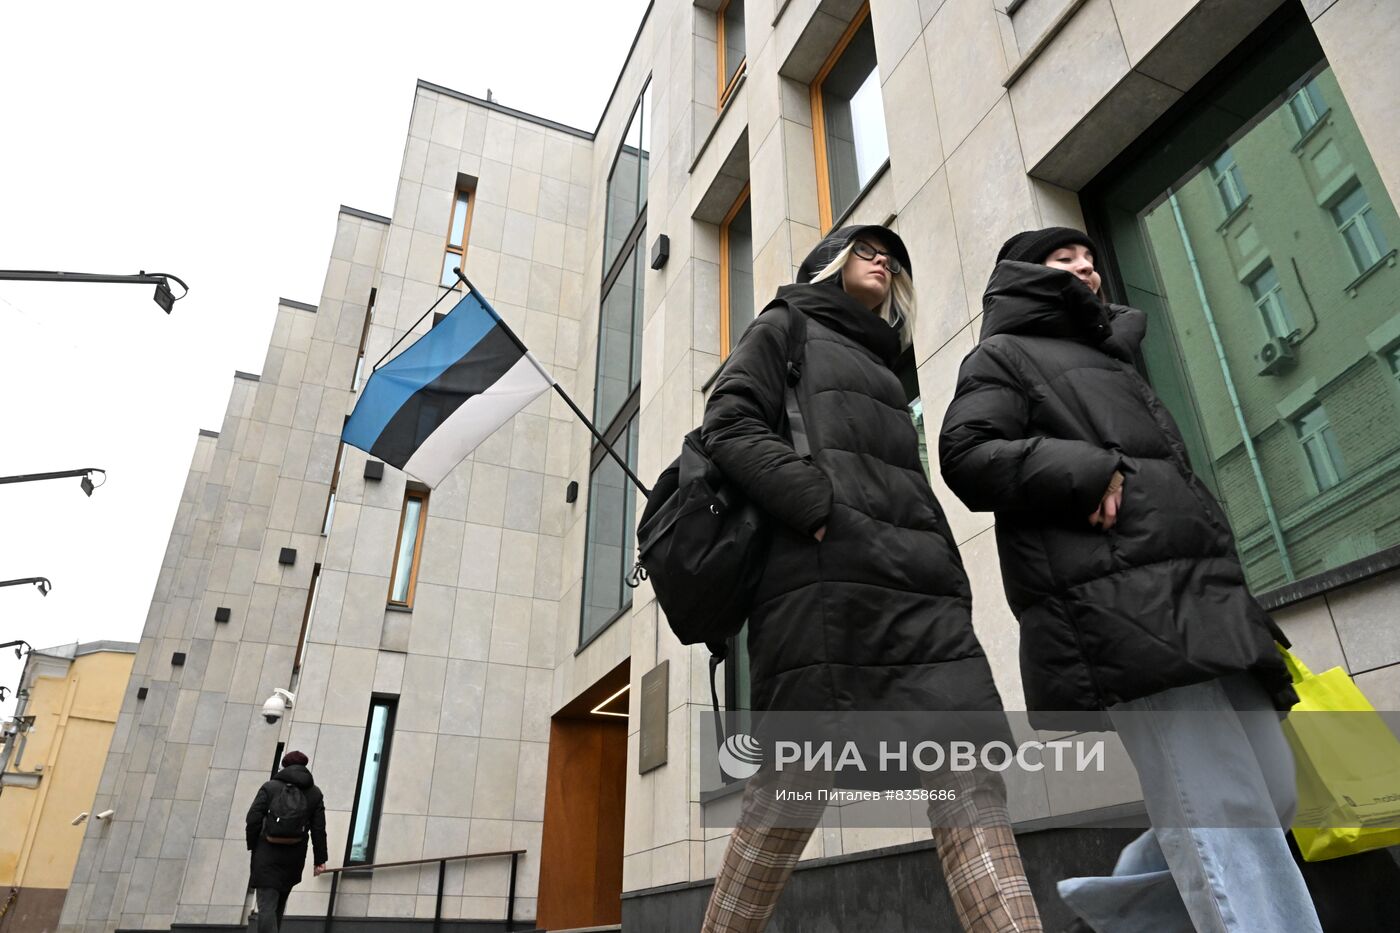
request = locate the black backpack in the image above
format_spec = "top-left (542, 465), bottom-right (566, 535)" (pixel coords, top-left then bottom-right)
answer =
top-left (630, 306), bottom-right (809, 715)
top-left (262, 780), bottom-right (311, 844)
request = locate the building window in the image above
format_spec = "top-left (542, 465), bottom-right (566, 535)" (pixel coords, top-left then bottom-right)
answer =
top-left (581, 415), bottom-right (639, 644)
top-left (1288, 76), bottom-right (1326, 134)
top-left (388, 488), bottom-right (429, 607)
top-left (720, 187), bottom-right (754, 357)
top-left (811, 5), bottom-right (887, 229)
top-left (294, 563), bottom-right (321, 672)
top-left (1085, 9), bottom-right (1400, 593)
top-left (1387, 346), bottom-right (1400, 386)
top-left (346, 696), bottom-right (396, 865)
top-left (1210, 148), bottom-right (1248, 214)
top-left (717, 0), bottom-right (746, 108)
top-left (441, 187), bottom-right (475, 288)
top-left (1331, 183), bottom-right (1391, 274)
top-left (1247, 264), bottom-right (1295, 341)
top-left (322, 444), bottom-right (344, 536)
top-left (594, 242), bottom-right (643, 426)
top-left (353, 288), bottom-right (376, 391)
top-left (583, 84), bottom-right (651, 647)
top-left (1295, 405), bottom-right (1345, 491)
top-left (604, 82), bottom-right (651, 273)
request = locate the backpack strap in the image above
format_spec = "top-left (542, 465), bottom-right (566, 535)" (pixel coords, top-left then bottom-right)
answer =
top-left (782, 307), bottom-right (809, 459)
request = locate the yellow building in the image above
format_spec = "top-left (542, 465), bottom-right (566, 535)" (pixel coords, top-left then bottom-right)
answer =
top-left (0, 642), bottom-right (134, 933)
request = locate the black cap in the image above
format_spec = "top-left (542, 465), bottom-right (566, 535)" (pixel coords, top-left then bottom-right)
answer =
top-left (797, 225), bottom-right (913, 285)
top-left (996, 227), bottom-right (1099, 265)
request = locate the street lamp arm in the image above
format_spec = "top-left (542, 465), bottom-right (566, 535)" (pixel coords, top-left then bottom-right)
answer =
top-left (0, 269), bottom-right (188, 312)
top-left (0, 579), bottom-right (51, 596)
top-left (0, 468), bottom-right (104, 485)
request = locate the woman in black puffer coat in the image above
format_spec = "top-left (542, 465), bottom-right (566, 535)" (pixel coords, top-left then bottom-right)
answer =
top-left (939, 228), bottom-right (1319, 933)
top-left (700, 226), bottom-right (1042, 933)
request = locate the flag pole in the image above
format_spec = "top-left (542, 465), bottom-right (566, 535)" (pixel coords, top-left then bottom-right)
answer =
top-left (371, 283), bottom-right (464, 372)
top-left (454, 269), bottom-right (651, 498)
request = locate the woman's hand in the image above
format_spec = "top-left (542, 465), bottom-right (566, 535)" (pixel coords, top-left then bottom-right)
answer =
top-left (814, 526), bottom-right (827, 542)
top-left (1089, 471), bottom-right (1124, 530)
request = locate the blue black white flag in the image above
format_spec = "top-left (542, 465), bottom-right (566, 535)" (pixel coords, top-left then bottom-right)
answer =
top-left (342, 285), bottom-right (554, 488)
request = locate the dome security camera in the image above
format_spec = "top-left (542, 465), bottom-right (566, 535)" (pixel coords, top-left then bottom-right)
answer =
top-left (262, 688), bottom-right (296, 724)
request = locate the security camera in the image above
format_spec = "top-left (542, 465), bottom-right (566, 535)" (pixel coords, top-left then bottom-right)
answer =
top-left (72, 812), bottom-right (89, 825)
top-left (261, 688), bottom-right (296, 724)
top-left (94, 809), bottom-right (115, 821)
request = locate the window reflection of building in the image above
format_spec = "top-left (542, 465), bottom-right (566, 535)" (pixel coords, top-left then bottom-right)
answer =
top-left (1093, 39), bottom-right (1400, 592)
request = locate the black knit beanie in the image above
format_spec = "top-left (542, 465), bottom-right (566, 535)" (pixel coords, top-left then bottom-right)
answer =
top-left (997, 227), bottom-right (1099, 265)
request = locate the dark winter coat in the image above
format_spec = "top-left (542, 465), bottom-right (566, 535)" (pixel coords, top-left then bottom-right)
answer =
top-left (938, 261), bottom-right (1296, 716)
top-left (700, 246), bottom-right (1004, 717)
top-left (246, 765), bottom-right (328, 890)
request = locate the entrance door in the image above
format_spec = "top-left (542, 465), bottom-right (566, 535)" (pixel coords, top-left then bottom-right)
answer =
top-left (535, 660), bottom-right (628, 930)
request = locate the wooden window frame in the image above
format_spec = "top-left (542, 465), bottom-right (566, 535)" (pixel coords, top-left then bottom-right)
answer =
top-left (352, 287), bottom-right (375, 390)
top-left (322, 443), bottom-right (345, 537)
top-left (717, 0), bottom-right (747, 110)
top-left (719, 184), bottom-right (752, 358)
top-left (387, 487), bottom-right (430, 608)
top-left (293, 562), bottom-right (321, 672)
top-left (441, 186), bottom-right (477, 290)
top-left (810, 2), bottom-right (874, 231)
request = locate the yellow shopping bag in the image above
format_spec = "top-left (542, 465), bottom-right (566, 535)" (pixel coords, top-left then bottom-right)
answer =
top-left (1279, 645), bottom-right (1400, 861)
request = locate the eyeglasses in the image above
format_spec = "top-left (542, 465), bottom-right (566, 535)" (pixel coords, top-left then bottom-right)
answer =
top-left (850, 240), bottom-right (903, 274)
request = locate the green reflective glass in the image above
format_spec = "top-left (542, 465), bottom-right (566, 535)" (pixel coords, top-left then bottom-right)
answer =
top-left (1087, 15), bottom-right (1400, 593)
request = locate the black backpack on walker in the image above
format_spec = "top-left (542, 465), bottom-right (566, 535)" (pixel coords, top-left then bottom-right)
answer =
top-left (628, 306), bottom-right (809, 682)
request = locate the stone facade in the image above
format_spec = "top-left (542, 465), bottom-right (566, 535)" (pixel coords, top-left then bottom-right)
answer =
top-left (59, 1), bottom-right (1400, 930)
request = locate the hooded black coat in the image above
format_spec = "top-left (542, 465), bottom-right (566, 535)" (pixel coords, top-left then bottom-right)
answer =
top-left (938, 261), bottom-right (1296, 715)
top-left (699, 230), bottom-right (1004, 717)
top-left (246, 764), bottom-right (329, 890)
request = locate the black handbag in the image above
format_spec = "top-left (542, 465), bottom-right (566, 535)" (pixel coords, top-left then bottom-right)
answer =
top-left (630, 307), bottom-right (809, 658)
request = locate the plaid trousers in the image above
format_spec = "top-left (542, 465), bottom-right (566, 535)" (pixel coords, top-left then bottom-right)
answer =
top-left (702, 767), bottom-right (1042, 932)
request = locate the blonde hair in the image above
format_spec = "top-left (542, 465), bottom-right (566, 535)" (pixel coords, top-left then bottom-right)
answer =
top-left (809, 240), bottom-right (917, 346)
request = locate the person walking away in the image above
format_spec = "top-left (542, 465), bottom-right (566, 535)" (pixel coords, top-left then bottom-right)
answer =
top-left (699, 225), bottom-right (1043, 933)
top-left (245, 750), bottom-right (328, 932)
top-left (938, 227), bottom-right (1320, 933)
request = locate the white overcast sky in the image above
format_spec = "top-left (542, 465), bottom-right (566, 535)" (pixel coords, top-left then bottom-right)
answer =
top-left (0, 0), bottom-right (651, 716)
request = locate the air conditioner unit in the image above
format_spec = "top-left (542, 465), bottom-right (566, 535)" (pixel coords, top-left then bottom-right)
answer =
top-left (1257, 336), bottom-right (1297, 375)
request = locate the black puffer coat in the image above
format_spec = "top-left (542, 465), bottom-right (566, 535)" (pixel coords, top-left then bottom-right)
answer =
top-left (938, 261), bottom-right (1296, 715)
top-left (700, 232), bottom-right (1003, 716)
top-left (246, 765), bottom-right (328, 890)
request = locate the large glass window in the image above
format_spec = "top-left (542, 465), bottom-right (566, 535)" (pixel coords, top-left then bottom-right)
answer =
top-left (441, 187), bottom-right (475, 288)
top-left (594, 244), bottom-right (642, 425)
top-left (388, 488), bottom-right (428, 606)
top-left (1087, 11), bottom-right (1400, 592)
top-left (720, 189), bottom-right (754, 357)
top-left (1330, 183), bottom-right (1391, 274)
top-left (718, 0), bottom-right (746, 108)
top-left (603, 82), bottom-right (651, 272)
top-left (583, 84), bottom-right (651, 647)
top-left (812, 8), bottom-right (888, 228)
top-left (346, 697), bottom-right (396, 865)
top-left (580, 416), bottom-right (639, 644)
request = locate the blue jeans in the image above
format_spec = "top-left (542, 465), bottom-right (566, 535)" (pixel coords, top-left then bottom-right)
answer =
top-left (1058, 673), bottom-right (1321, 932)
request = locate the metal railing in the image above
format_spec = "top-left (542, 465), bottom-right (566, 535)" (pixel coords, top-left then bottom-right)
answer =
top-left (319, 849), bottom-right (525, 932)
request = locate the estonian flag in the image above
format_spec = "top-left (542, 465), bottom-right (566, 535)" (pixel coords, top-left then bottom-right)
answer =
top-left (342, 285), bottom-right (554, 488)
